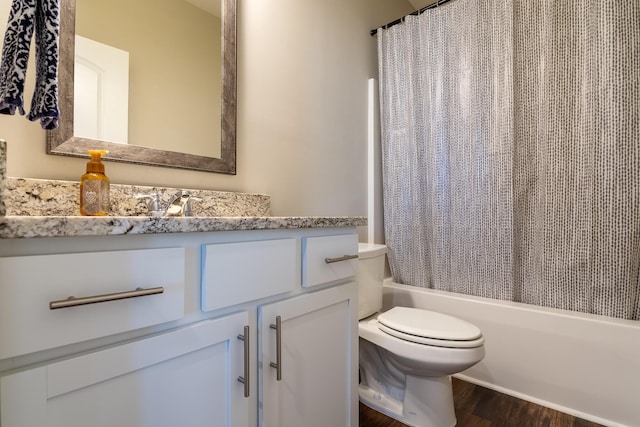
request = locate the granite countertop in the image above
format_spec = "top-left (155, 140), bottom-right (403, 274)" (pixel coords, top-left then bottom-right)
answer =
top-left (0, 174), bottom-right (366, 239)
top-left (0, 215), bottom-right (368, 239)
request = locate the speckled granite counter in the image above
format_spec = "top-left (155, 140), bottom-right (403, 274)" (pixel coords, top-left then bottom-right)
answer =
top-left (0, 169), bottom-right (366, 239)
top-left (4, 177), bottom-right (271, 217)
top-left (0, 215), bottom-right (367, 239)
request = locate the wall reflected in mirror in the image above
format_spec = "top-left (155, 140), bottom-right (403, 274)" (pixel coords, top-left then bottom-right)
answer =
top-left (74, 0), bottom-right (222, 158)
top-left (44, 0), bottom-right (237, 174)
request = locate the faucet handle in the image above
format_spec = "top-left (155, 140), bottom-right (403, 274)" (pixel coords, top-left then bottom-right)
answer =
top-left (134, 193), bottom-right (164, 217)
top-left (184, 196), bottom-right (203, 217)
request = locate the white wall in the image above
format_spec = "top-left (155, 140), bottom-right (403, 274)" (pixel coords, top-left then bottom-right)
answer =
top-left (0, 0), bottom-right (412, 220)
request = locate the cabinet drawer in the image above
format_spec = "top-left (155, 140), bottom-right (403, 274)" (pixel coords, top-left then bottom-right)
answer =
top-left (0, 248), bottom-right (185, 359)
top-left (302, 234), bottom-right (358, 288)
top-left (201, 239), bottom-right (298, 312)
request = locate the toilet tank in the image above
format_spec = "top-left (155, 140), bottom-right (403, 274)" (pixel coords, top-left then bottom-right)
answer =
top-left (357, 243), bottom-right (388, 320)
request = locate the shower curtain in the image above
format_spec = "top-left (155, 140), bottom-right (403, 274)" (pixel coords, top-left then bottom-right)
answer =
top-left (378, 0), bottom-right (640, 320)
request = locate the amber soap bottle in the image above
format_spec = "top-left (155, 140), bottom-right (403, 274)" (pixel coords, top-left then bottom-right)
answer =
top-left (80, 150), bottom-right (110, 216)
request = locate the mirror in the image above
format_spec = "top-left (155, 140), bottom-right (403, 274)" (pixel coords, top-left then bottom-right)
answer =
top-left (47, 0), bottom-right (236, 174)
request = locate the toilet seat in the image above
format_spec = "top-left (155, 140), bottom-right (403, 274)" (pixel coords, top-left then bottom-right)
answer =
top-left (378, 307), bottom-right (485, 348)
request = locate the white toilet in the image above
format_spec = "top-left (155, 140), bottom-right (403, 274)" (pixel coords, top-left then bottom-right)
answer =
top-left (357, 243), bottom-right (485, 427)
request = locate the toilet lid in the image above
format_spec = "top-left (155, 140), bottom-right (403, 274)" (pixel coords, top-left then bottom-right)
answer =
top-left (377, 307), bottom-right (484, 348)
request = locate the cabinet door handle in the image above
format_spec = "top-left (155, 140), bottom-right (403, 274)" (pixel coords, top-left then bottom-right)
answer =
top-left (237, 325), bottom-right (250, 398)
top-left (324, 254), bottom-right (358, 264)
top-left (49, 286), bottom-right (164, 310)
top-left (269, 315), bottom-right (282, 381)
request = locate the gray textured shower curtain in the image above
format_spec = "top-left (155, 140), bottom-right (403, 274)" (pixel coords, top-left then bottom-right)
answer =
top-left (378, 0), bottom-right (640, 320)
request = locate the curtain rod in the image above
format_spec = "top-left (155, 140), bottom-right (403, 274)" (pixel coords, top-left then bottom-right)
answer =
top-left (370, 0), bottom-right (453, 36)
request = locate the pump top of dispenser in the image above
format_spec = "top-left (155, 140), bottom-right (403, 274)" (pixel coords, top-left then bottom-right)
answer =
top-left (86, 150), bottom-right (108, 173)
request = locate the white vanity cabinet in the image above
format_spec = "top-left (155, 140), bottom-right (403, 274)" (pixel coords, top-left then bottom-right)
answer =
top-left (0, 312), bottom-right (251, 427)
top-left (0, 248), bottom-right (186, 359)
top-left (257, 233), bottom-right (359, 427)
top-left (259, 284), bottom-right (357, 427)
top-left (0, 227), bottom-right (359, 427)
top-left (201, 232), bottom-right (359, 427)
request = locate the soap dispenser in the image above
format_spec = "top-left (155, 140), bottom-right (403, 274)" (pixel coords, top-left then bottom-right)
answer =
top-left (80, 150), bottom-right (110, 216)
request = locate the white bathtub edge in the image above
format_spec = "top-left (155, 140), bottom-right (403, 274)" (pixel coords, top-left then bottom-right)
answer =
top-left (382, 280), bottom-right (640, 427)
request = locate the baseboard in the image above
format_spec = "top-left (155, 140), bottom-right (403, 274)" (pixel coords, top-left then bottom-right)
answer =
top-left (453, 374), bottom-right (622, 427)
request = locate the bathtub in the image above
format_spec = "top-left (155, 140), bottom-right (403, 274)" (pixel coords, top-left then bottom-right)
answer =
top-left (382, 280), bottom-right (640, 427)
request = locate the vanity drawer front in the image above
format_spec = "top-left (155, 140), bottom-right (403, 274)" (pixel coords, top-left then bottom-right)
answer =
top-left (0, 248), bottom-right (185, 359)
top-left (201, 238), bottom-right (298, 312)
top-left (302, 234), bottom-right (358, 288)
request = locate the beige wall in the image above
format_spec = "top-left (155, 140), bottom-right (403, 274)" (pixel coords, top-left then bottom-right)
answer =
top-left (0, 0), bottom-right (412, 222)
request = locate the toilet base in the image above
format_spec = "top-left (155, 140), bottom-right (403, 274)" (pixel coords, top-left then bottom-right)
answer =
top-left (359, 374), bottom-right (457, 427)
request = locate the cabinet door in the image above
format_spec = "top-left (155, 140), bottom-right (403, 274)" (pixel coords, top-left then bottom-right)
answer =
top-left (259, 283), bottom-right (358, 427)
top-left (0, 313), bottom-right (251, 427)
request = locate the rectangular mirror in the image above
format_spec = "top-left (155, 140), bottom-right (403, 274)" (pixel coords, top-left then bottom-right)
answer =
top-left (46, 0), bottom-right (237, 174)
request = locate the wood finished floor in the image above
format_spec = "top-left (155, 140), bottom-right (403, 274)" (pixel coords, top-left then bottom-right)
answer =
top-left (359, 378), bottom-right (605, 427)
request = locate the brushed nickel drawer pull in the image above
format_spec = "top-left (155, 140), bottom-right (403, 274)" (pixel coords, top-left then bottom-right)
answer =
top-left (269, 315), bottom-right (282, 381)
top-left (49, 287), bottom-right (164, 310)
top-left (324, 254), bottom-right (358, 264)
top-left (237, 325), bottom-right (250, 398)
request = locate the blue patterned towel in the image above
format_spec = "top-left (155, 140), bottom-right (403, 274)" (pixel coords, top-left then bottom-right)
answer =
top-left (0, 0), bottom-right (60, 130)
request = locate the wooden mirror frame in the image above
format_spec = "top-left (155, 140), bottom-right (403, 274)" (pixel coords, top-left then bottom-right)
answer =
top-left (47, 0), bottom-right (237, 174)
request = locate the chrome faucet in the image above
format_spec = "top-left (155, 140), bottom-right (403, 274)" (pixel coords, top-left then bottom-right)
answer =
top-left (134, 191), bottom-right (202, 217)
top-left (165, 190), bottom-right (193, 217)
top-left (133, 193), bottom-right (164, 217)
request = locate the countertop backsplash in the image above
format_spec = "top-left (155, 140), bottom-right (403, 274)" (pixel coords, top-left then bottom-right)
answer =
top-left (4, 177), bottom-right (271, 217)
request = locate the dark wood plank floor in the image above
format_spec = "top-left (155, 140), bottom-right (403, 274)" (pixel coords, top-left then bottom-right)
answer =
top-left (359, 378), bottom-right (605, 427)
